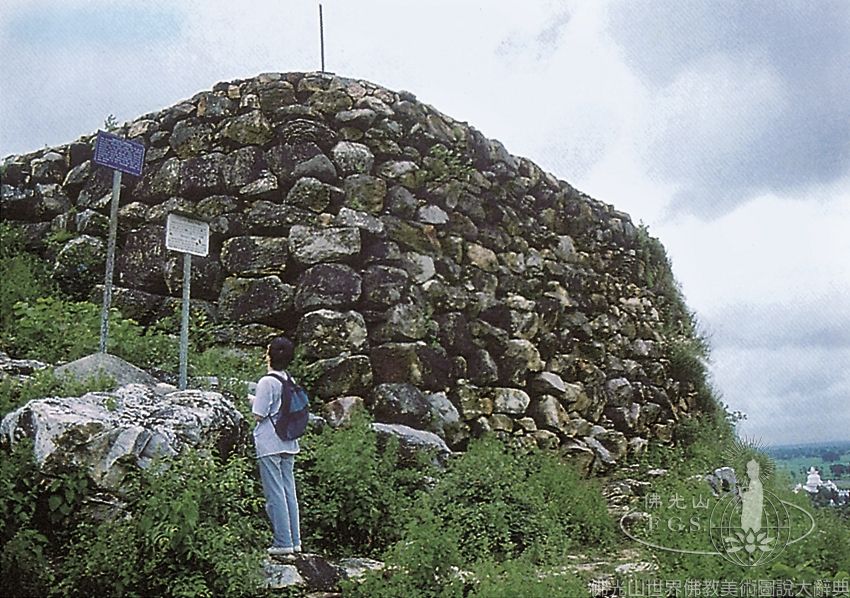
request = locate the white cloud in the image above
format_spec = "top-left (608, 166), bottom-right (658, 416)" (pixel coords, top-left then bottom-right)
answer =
top-left (717, 344), bottom-right (850, 445)
top-left (643, 53), bottom-right (788, 182)
top-left (657, 182), bottom-right (850, 314)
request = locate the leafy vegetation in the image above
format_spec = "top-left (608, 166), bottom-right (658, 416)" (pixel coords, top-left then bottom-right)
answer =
top-left (344, 434), bottom-right (613, 597)
top-left (297, 410), bottom-right (432, 557)
top-left (1, 217), bottom-right (848, 596)
top-left (634, 223), bottom-right (691, 329)
top-left (58, 451), bottom-right (267, 598)
top-left (0, 368), bottom-right (115, 421)
top-left (622, 464), bottom-right (850, 593)
top-left (0, 223), bottom-right (56, 342)
top-left (423, 143), bottom-right (476, 185)
top-left (6, 297), bottom-right (176, 367)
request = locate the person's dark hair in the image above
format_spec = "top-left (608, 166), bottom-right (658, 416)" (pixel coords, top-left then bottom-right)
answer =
top-left (267, 336), bottom-right (294, 371)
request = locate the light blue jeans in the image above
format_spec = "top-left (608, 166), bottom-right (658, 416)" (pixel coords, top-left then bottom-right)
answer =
top-left (258, 453), bottom-right (301, 549)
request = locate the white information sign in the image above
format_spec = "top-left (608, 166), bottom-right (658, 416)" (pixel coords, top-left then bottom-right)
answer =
top-left (166, 213), bottom-right (209, 257)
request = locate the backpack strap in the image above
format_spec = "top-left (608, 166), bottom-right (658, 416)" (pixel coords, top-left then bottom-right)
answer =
top-left (261, 372), bottom-right (291, 419)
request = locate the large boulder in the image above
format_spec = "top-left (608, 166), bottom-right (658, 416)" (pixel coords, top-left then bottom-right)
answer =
top-left (360, 265), bottom-right (410, 309)
top-left (221, 236), bottom-right (289, 275)
top-left (89, 285), bottom-right (165, 326)
top-left (54, 353), bottom-right (159, 388)
top-left (370, 342), bottom-right (451, 390)
top-left (1, 186), bottom-right (38, 221)
top-left (288, 225), bottom-right (361, 266)
top-left (223, 146), bottom-right (267, 191)
top-left (530, 395), bottom-right (570, 434)
top-left (370, 383), bottom-right (435, 431)
top-left (163, 253), bottom-right (225, 302)
top-left (0, 351), bottom-right (49, 378)
top-left (221, 110), bottom-right (274, 146)
top-left (495, 339), bottom-right (544, 385)
top-left (302, 354), bottom-right (373, 399)
top-left (296, 309), bottom-right (368, 359)
top-left (449, 382), bottom-right (494, 421)
top-left (294, 263), bottom-right (362, 312)
top-left (52, 235), bottom-right (106, 299)
top-left (343, 174), bottom-right (386, 213)
top-left (331, 141), bottom-right (375, 176)
top-left (490, 387), bottom-right (531, 415)
top-left (218, 275), bottom-right (294, 326)
top-left (371, 422), bottom-right (451, 466)
top-left (115, 225), bottom-right (169, 295)
top-left (285, 177), bottom-right (332, 212)
top-left (0, 384), bottom-right (244, 492)
top-left (179, 153), bottom-right (227, 199)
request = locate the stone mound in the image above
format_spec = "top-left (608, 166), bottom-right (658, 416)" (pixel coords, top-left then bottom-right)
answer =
top-left (1, 71), bottom-right (703, 473)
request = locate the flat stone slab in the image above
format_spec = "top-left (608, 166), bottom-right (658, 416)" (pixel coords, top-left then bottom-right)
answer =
top-left (265, 553), bottom-right (344, 591)
top-left (262, 560), bottom-right (306, 589)
top-left (55, 352), bottom-right (158, 387)
top-left (0, 351), bottom-right (49, 377)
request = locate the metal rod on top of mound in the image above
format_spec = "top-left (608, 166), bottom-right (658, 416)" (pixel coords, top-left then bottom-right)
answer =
top-left (319, 3), bottom-right (325, 72)
top-left (92, 130), bottom-right (146, 354)
top-left (165, 213), bottom-right (210, 390)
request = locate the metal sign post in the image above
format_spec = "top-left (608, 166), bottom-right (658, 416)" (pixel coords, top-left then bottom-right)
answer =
top-left (92, 130), bottom-right (146, 353)
top-left (165, 213), bottom-right (210, 390)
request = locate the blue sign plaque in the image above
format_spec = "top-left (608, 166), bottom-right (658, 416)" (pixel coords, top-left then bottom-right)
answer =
top-left (93, 130), bottom-right (146, 177)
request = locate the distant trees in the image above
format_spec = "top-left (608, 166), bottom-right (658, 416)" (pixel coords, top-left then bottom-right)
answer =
top-left (830, 463), bottom-right (849, 478)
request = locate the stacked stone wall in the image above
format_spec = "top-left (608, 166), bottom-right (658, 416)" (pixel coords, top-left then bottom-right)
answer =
top-left (1, 72), bottom-right (702, 472)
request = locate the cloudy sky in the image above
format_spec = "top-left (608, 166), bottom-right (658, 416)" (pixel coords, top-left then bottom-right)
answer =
top-left (2, 0), bottom-right (848, 446)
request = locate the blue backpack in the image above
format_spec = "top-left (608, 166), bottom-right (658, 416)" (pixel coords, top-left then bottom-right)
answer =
top-left (263, 372), bottom-right (310, 441)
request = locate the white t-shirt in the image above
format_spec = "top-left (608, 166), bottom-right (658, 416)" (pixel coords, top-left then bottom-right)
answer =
top-left (252, 370), bottom-right (300, 458)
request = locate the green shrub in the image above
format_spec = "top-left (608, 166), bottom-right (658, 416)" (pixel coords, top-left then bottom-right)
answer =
top-left (781, 502), bottom-right (850, 579)
top-left (152, 305), bottom-right (217, 354)
top-left (426, 437), bottom-right (615, 565)
top-left (5, 296), bottom-right (178, 369)
top-left (0, 440), bottom-right (74, 597)
top-left (297, 411), bottom-right (433, 557)
top-left (2, 415), bottom-right (267, 597)
top-left (0, 223), bottom-right (55, 344)
top-left (0, 368), bottom-right (115, 419)
top-left (190, 345), bottom-right (265, 407)
top-left (1, 527), bottom-right (54, 597)
top-left (59, 450), bottom-right (266, 597)
top-left (343, 507), bottom-right (466, 598)
top-left (349, 437), bottom-right (615, 596)
top-left (286, 345), bottom-right (320, 391)
top-left (633, 223), bottom-right (691, 331)
top-left (629, 446), bottom-right (850, 588)
top-left (0, 440), bottom-right (41, 545)
top-left (666, 333), bottom-right (721, 415)
top-left (468, 558), bottom-right (589, 597)
top-left (6, 293), bottom-right (264, 381)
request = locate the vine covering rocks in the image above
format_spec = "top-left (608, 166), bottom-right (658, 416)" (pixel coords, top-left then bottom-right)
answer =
top-left (1, 71), bottom-right (707, 474)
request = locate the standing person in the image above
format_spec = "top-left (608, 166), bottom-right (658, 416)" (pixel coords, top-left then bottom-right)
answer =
top-left (250, 336), bottom-right (302, 557)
